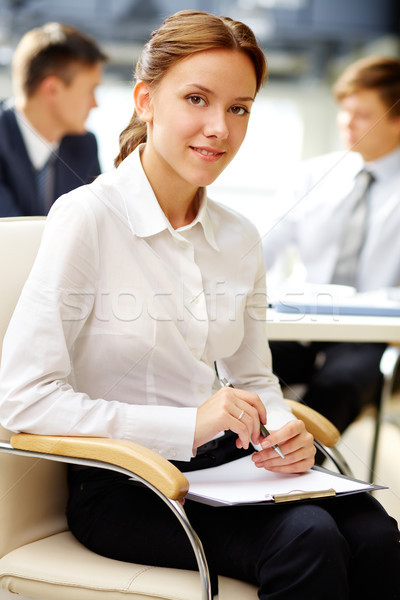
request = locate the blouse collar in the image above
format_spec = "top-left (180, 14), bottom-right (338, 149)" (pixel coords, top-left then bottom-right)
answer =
top-left (115, 146), bottom-right (220, 251)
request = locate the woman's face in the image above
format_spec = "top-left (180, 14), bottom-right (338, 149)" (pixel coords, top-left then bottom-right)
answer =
top-left (139, 48), bottom-right (257, 197)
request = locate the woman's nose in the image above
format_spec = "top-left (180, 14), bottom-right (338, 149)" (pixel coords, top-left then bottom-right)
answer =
top-left (204, 108), bottom-right (229, 139)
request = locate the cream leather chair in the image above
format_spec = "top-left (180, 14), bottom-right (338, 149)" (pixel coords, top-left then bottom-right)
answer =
top-left (0, 217), bottom-right (344, 600)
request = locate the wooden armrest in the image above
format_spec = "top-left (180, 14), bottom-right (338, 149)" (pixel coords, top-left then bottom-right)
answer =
top-left (10, 400), bottom-right (339, 501)
top-left (284, 399), bottom-right (340, 447)
top-left (10, 434), bottom-right (189, 500)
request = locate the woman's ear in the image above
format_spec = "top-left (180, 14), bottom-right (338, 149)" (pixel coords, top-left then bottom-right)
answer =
top-left (134, 80), bottom-right (153, 123)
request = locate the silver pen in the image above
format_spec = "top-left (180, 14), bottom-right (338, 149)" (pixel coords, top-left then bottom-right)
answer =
top-left (219, 376), bottom-right (285, 459)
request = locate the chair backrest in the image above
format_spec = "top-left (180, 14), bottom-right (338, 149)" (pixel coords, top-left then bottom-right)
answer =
top-left (0, 217), bottom-right (69, 557)
top-left (0, 217), bottom-right (46, 361)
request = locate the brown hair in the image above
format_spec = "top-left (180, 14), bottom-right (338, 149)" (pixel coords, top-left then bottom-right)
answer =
top-left (333, 55), bottom-right (400, 117)
top-left (12, 22), bottom-right (107, 99)
top-left (114, 10), bottom-right (267, 167)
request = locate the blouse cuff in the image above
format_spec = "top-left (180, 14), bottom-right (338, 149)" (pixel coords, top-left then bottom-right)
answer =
top-left (123, 404), bottom-right (197, 462)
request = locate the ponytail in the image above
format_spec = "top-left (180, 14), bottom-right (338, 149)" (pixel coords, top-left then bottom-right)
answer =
top-left (114, 111), bottom-right (146, 167)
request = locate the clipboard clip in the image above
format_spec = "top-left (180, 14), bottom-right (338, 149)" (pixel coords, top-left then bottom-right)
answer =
top-left (272, 488), bottom-right (336, 503)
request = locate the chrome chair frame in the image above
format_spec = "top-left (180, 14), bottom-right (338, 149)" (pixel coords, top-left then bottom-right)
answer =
top-left (0, 438), bottom-right (213, 600)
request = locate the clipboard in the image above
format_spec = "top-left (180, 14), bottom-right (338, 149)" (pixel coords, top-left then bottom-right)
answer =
top-left (184, 455), bottom-right (384, 506)
top-left (273, 488), bottom-right (336, 503)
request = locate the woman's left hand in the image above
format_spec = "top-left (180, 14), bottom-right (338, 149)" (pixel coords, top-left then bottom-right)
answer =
top-left (251, 419), bottom-right (315, 474)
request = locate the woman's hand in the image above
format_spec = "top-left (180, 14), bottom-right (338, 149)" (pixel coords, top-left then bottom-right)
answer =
top-left (252, 419), bottom-right (315, 474)
top-left (194, 387), bottom-right (266, 452)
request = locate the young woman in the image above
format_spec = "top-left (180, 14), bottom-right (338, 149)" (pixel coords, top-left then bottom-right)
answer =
top-left (0, 10), bottom-right (399, 599)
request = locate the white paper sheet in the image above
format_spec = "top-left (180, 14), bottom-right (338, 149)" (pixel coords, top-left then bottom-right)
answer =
top-left (184, 455), bottom-right (380, 506)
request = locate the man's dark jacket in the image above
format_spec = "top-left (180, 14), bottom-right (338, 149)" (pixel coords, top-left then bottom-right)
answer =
top-left (0, 101), bottom-right (101, 216)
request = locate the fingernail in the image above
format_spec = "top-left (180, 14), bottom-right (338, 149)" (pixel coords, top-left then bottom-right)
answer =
top-left (261, 439), bottom-right (271, 449)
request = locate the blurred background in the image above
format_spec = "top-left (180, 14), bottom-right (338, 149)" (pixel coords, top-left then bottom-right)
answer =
top-left (0, 0), bottom-right (400, 528)
top-left (1, 0), bottom-right (399, 234)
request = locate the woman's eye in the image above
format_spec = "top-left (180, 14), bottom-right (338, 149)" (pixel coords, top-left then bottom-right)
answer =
top-left (230, 106), bottom-right (249, 116)
top-left (188, 95), bottom-right (205, 106)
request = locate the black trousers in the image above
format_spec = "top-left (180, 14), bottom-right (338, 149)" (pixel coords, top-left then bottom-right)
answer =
top-left (67, 461), bottom-right (400, 600)
top-left (269, 341), bottom-right (387, 433)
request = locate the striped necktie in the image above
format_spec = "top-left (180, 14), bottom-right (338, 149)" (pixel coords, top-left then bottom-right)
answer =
top-left (35, 153), bottom-right (56, 214)
top-left (331, 169), bottom-right (375, 288)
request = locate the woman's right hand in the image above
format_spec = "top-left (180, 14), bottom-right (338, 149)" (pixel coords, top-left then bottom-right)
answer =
top-left (193, 387), bottom-right (267, 452)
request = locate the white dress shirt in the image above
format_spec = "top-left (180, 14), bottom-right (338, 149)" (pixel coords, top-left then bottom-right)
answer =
top-left (0, 146), bottom-right (293, 461)
top-left (15, 109), bottom-right (57, 170)
top-left (263, 146), bottom-right (400, 292)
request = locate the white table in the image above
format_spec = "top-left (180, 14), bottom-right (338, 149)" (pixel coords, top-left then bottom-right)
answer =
top-left (266, 307), bottom-right (400, 481)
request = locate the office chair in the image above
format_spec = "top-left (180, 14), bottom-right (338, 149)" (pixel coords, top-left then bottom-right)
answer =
top-left (0, 217), bottom-right (349, 600)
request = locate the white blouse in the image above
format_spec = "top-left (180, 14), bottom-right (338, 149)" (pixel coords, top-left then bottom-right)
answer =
top-left (0, 147), bottom-right (293, 461)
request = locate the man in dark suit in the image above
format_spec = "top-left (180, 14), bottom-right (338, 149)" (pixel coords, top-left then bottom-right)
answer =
top-left (0, 22), bottom-right (107, 216)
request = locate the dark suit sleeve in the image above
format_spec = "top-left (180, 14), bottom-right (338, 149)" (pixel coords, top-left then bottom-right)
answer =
top-left (55, 131), bottom-right (101, 200)
top-left (75, 131), bottom-right (101, 184)
top-left (0, 103), bottom-right (40, 216)
top-left (0, 159), bottom-right (23, 217)
top-left (85, 132), bottom-right (101, 181)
